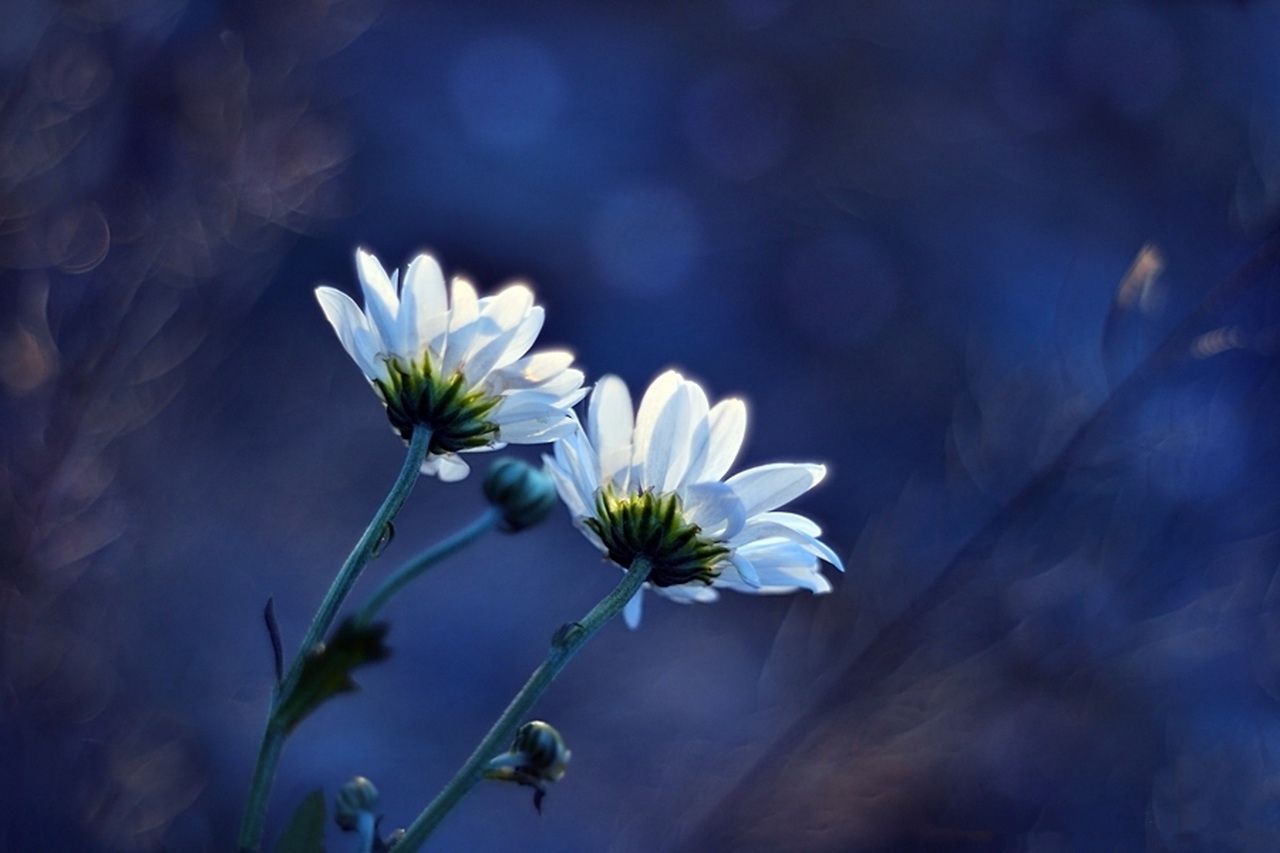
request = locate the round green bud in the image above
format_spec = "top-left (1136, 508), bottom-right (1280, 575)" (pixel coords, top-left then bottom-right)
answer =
top-left (484, 720), bottom-right (572, 784)
top-left (483, 458), bottom-right (559, 532)
top-left (509, 720), bottom-right (571, 782)
top-left (334, 775), bottom-right (379, 831)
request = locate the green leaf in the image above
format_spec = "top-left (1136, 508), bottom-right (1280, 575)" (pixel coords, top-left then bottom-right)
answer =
top-left (276, 618), bottom-right (392, 732)
top-left (273, 788), bottom-right (326, 853)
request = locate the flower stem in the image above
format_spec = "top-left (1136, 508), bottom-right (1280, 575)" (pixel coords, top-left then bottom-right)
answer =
top-left (393, 556), bottom-right (653, 852)
top-left (238, 721), bottom-right (285, 853)
top-left (355, 811), bottom-right (376, 853)
top-left (356, 507), bottom-right (502, 627)
top-left (238, 427), bottom-right (433, 853)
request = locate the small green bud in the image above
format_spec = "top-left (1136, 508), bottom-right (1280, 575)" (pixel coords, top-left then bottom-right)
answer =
top-left (484, 458), bottom-right (559, 532)
top-left (484, 720), bottom-right (571, 812)
top-left (334, 775), bottom-right (379, 831)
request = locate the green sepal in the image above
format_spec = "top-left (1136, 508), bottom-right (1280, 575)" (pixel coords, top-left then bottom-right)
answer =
top-left (276, 618), bottom-right (392, 733)
top-left (273, 788), bottom-right (327, 853)
top-left (374, 355), bottom-right (500, 451)
top-left (585, 487), bottom-right (730, 587)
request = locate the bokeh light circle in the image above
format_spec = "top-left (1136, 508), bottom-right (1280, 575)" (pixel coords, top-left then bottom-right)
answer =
top-left (589, 185), bottom-right (702, 297)
top-left (685, 66), bottom-right (794, 181)
top-left (450, 34), bottom-right (566, 148)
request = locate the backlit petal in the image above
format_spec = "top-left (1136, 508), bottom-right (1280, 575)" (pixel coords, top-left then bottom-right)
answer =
top-left (589, 376), bottom-right (635, 488)
top-left (355, 248), bottom-right (400, 351)
top-left (726, 462), bottom-right (826, 517)
top-left (633, 370), bottom-right (684, 489)
top-left (398, 253), bottom-right (447, 357)
top-left (315, 286), bottom-right (382, 380)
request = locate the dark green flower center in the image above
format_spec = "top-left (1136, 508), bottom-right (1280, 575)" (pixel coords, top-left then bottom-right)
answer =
top-left (584, 486), bottom-right (729, 587)
top-left (374, 354), bottom-right (500, 453)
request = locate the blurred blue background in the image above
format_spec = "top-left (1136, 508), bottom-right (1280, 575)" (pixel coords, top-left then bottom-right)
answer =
top-left (3, 1), bottom-right (1280, 851)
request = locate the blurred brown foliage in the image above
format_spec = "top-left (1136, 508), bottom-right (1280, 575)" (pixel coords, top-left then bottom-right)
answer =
top-left (680, 239), bottom-right (1280, 851)
top-left (0, 0), bottom-right (375, 848)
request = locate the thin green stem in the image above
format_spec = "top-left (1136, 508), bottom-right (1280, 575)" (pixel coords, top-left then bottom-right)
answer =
top-left (238, 427), bottom-right (433, 853)
top-left (394, 556), bottom-right (653, 853)
top-left (354, 811), bottom-right (376, 853)
top-left (356, 507), bottom-right (502, 627)
top-left (284, 426), bottom-right (433, 696)
top-left (238, 721), bottom-right (285, 853)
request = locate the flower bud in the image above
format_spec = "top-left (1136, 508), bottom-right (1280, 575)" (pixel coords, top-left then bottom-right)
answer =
top-left (483, 458), bottom-right (559, 532)
top-left (484, 721), bottom-right (571, 812)
top-left (334, 775), bottom-right (379, 832)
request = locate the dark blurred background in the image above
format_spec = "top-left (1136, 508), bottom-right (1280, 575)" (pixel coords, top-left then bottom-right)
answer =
top-left (4, 1), bottom-right (1280, 851)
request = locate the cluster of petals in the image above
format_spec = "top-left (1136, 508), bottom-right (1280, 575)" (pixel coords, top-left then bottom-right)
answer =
top-left (545, 370), bottom-right (844, 627)
top-left (316, 249), bottom-right (586, 481)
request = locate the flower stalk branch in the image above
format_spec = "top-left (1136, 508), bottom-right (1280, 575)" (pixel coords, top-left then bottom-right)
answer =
top-left (393, 555), bottom-right (654, 852)
top-left (238, 426), bottom-right (433, 853)
top-left (356, 507), bottom-right (502, 626)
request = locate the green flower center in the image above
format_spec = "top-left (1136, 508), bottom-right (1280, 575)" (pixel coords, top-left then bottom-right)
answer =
top-left (584, 486), bottom-right (729, 588)
top-left (374, 354), bottom-right (500, 453)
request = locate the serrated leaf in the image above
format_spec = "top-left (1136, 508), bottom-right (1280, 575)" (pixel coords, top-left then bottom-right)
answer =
top-left (276, 618), bottom-right (392, 732)
top-left (273, 788), bottom-right (326, 853)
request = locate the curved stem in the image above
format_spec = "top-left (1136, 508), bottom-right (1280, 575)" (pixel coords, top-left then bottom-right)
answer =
top-left (394, 556), bottom-right (653, 853)
top-left (355, 811), bottom-right (376, 853)
top-left (356, 507), bottom-right (502, 627)
top-left (238, 427), bottom-right (433, 853)
top-left (238, 721), bottom-right (285, 853)
top-left (284, 426), bottom-right (433, 695)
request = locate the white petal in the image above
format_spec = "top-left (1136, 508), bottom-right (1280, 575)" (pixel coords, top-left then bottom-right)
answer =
top-left (315, 286), bottom-right (383, 380)
top-left (355, 248), bottom-right (401, 354)
top-left (479, 281), bottom-right (533, 327)
top-left (422, 310), bottom-right (451, 361)
top-left (501, 351), bottom-right (576, 387)
top-left (544, 451), bottom-right (590, 518)
top-left (729, 540), bottom-right (833, 593)
top-left (749, 567), bottom-right (832, 594)
top-left (490, 302), bottom-right (545, 371)
top-left (548, 430), bottom-right (599, 514)
top-left (672, 381), bottom-right (712, 489)
top-left (453, 284), bottom-right (532, 379)
top-left (726, 463), bottom-right (827, 517)
top-left (501, 418), bottom-right (577, 444)
top-left (589, 376), bottom-right (635, 488)
top-left (449, 277), bottom-right (480, 328)
top-left (754, 510), bottom-right (822, 537)
top-left (398, 253), bottom-right (447, 358)
top-left (523, 368), bottom-right (586, 400)
top-left (632, 370), bottom-right (684, 489)
top-left (461, 295), bottom-right (539, 384)
top-left (691, 398), bottom-right (747, 484)
top-left (490, 391), bottom-right (568, 424)
top-left (651, 583), bottom-right (719, 604)
top-left (643, 378), bottom-right (699, 493)
top-left (622, 588), bottom-right (644, 629)
top-left (729, 552), bottom-right (760, 589)
top-left (682, 481), bottom-right (746, 539)
top-left (489, 358), bottom-right (583, 403)
top-left (422, 453), bottom-right (472, 481)
top-left (730, 519), bottom-right (844, 571)
top-left (441, 277), bottom-right (481, 375)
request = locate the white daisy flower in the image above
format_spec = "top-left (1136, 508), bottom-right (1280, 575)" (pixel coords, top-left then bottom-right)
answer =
top-left (544, 369), bottom-right (843, 627)
top-left (316, 248), bottom-right (586, 481)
